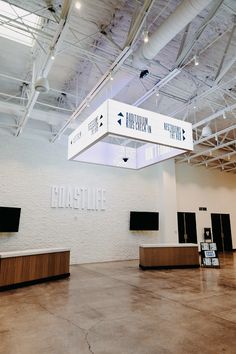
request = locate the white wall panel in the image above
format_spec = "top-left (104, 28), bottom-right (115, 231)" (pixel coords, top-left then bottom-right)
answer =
top-left (176, 164), bottom-right (236, 248)
top-left (0, 135), bottom-right (161, 264)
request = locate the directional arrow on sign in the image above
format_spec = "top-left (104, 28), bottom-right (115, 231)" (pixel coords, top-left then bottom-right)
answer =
top-left (99, 122), bottom-right (103, 127)
top-left (117, 119), bottom-right (122, 126)
top-left (100, 115), bottom-right (103, 119)
top-left (118, 112), bottom-right (124, 117)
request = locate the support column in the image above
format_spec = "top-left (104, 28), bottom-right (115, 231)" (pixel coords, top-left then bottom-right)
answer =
top-left (158, 159), bottom-right (178, 243)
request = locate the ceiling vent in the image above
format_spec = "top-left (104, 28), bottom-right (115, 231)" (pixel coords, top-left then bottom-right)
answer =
top-left (34, 77), bottom-right (49, 93)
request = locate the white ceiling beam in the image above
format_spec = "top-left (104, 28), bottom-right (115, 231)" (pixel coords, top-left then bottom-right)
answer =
top-left (170, 76), bottom-right (236, 117)
top-left (133, 68), bottom-right (181, 106)
top-left (51, 0), bottom-right (156, 143)
top-left (175, 0), bottom-right (224, 67)
top-left (209, 159), bottom-right (236, 170)
top-left (194, 124), bottom-right (236, 145)
top-left (193, 102), bottom-right (236, 129)
top-left (180, 139), bottom-right (236, 162)
top-left (15, 0), bottom-right (73, 136)
top-left (124, 0), bottom-right (155, 47)
top-left (214, 21), bottom-right (236, 82)
top-left (51, 46), bottom-right (133, 142)
top-left (196, 150), bottom-right (236, 166)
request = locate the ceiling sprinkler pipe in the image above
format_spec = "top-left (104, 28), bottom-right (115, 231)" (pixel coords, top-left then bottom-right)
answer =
top-left (133, 0), bottom-right (213, 69)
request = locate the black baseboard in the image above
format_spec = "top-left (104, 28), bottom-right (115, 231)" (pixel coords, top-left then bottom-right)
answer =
top-left (139, 264), bottom-right (200, 270)
top-left (0, 273), bottom-right (70, 292)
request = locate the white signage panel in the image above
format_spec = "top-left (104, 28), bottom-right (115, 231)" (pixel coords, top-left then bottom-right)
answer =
top-left (107, 99), bottom-right (193, 151)
top-left (73, 141), bottom-right (137, 169)
top-left (68, 99), bottom-right (193, 169)
top-left (68, 100), bottom-right (108, 160)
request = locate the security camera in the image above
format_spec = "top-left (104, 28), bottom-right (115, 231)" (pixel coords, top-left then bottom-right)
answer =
top-left (122, 157), bottom-right (129, 162)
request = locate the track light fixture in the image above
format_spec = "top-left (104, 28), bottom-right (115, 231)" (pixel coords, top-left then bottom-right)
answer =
top-left (194, 54), bottom-right (199, 66)
top-left (155, 89), bottom-right (160, 97)
top-left (223, 111), bottom-right (226, 119)
top-left (75, 1), bottom-right (81, 10)
top-left (143, 30), bottom-right (149, 43)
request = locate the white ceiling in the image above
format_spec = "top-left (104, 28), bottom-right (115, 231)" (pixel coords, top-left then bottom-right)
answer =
top-left (0, 0), bottom-right (236, 173)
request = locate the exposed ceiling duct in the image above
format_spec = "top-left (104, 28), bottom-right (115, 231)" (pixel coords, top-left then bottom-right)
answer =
top-left (133, 0), bottom-right (213, 70)
top-left (53, 0), bottom-right (214, 140)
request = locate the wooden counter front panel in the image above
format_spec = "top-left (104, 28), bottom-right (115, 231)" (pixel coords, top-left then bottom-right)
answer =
top-left (0, 251), bottom-right (70, 287)
top-left (139, 247), bottom-right (199, 268)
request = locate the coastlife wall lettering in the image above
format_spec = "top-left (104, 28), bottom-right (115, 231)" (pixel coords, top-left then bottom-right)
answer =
top-left (51, 185), bottom-right (106, 210)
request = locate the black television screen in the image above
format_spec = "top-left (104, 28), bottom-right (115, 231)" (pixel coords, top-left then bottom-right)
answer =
top-left (0, 207), bottom-right (21, 232)
top-left (130, 211), bottom-right (159, 231)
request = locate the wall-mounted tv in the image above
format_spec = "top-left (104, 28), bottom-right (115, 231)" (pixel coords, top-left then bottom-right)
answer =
top-left (130, 211), bottom-right (159, 231)
top-left (0, 207), bottom-right (21, 232)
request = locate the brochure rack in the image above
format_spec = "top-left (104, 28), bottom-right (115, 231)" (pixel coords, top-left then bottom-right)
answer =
top-left (200, 242), bottom-right (220, 268)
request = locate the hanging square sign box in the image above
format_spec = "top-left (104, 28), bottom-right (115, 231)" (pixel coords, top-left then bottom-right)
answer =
top-left (68, 99), bottom-right (193, 169)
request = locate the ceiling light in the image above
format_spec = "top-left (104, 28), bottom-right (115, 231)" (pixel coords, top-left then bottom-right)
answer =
top-left (34, 77), bottom-right (49, 93)
top-left (156, 89), bottom-right (160, 97)
top-left (109, 73), bottom-right (114, 81)
top-left (51, 51), bottom-right (55, 60)
top-left (228, 154), bottom-right (231, 161)
top-left (194, 55), bottom-right (199, 66)
top-left (202, 126), bottom-right (212, 137)
top-left (86, 99), bottom-right (90, 107)
top-left (223, 111), bottom-right (226, 119)
top-left (143, 30), bottom-right (149, 43)
top-left (75, 1), bottom-right (81, 10)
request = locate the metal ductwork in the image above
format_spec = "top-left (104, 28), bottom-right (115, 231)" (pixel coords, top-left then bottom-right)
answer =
top-left (53, 0), bottom-right (214, 140)
top-left (133, 0), bottom-right (213, 69)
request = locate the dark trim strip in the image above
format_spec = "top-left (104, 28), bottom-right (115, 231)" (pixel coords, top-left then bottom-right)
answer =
top-left (0, 273), bottom-right (70, 292)
top-left (139, 264), bottom-right (200, 270)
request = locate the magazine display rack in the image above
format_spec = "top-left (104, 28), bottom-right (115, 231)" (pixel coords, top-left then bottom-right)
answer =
top-left (200, 242), bottom-right (220, 268)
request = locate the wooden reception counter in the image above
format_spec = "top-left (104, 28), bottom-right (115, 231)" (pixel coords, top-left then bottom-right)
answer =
top-left (139, 244), bottom-right (199, 269)
top-left (0, 248), bottom-right (70, 291)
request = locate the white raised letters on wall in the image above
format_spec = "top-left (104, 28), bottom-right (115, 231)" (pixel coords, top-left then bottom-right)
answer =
top-left (51, 185), bottom-right (106, 210)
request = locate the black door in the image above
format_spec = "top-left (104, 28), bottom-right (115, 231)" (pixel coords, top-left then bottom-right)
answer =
top-left (211, 213), bottom-right (233, 252)
top-left (177, 212), bottom-right (197, 244)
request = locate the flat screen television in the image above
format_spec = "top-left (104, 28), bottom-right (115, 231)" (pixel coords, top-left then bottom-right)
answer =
top-left (130, 211), bottom-right (159, 231)
top-left (0, 207), bottom-right (21, 232)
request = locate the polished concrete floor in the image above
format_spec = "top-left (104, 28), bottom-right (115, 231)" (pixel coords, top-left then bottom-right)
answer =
top-left (0, 253), bottom-right (236, 354)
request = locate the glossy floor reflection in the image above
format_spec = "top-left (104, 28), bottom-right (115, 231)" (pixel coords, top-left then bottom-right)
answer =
top-left (0, 253), bottom-right (236, 354)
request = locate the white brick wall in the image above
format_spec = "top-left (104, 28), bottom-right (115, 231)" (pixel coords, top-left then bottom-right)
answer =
top-left (0, 135), bottom-right (161, 264)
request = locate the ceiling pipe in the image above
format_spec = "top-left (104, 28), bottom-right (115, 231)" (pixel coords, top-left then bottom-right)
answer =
top-left (15, 0), bottom-right (72, 137)
top-left (52, 0), bottom-right (213, 142)
top-left (133, 0), bottom-right (213, 69)
top-left (51, 0), bottom-right (156, 142)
